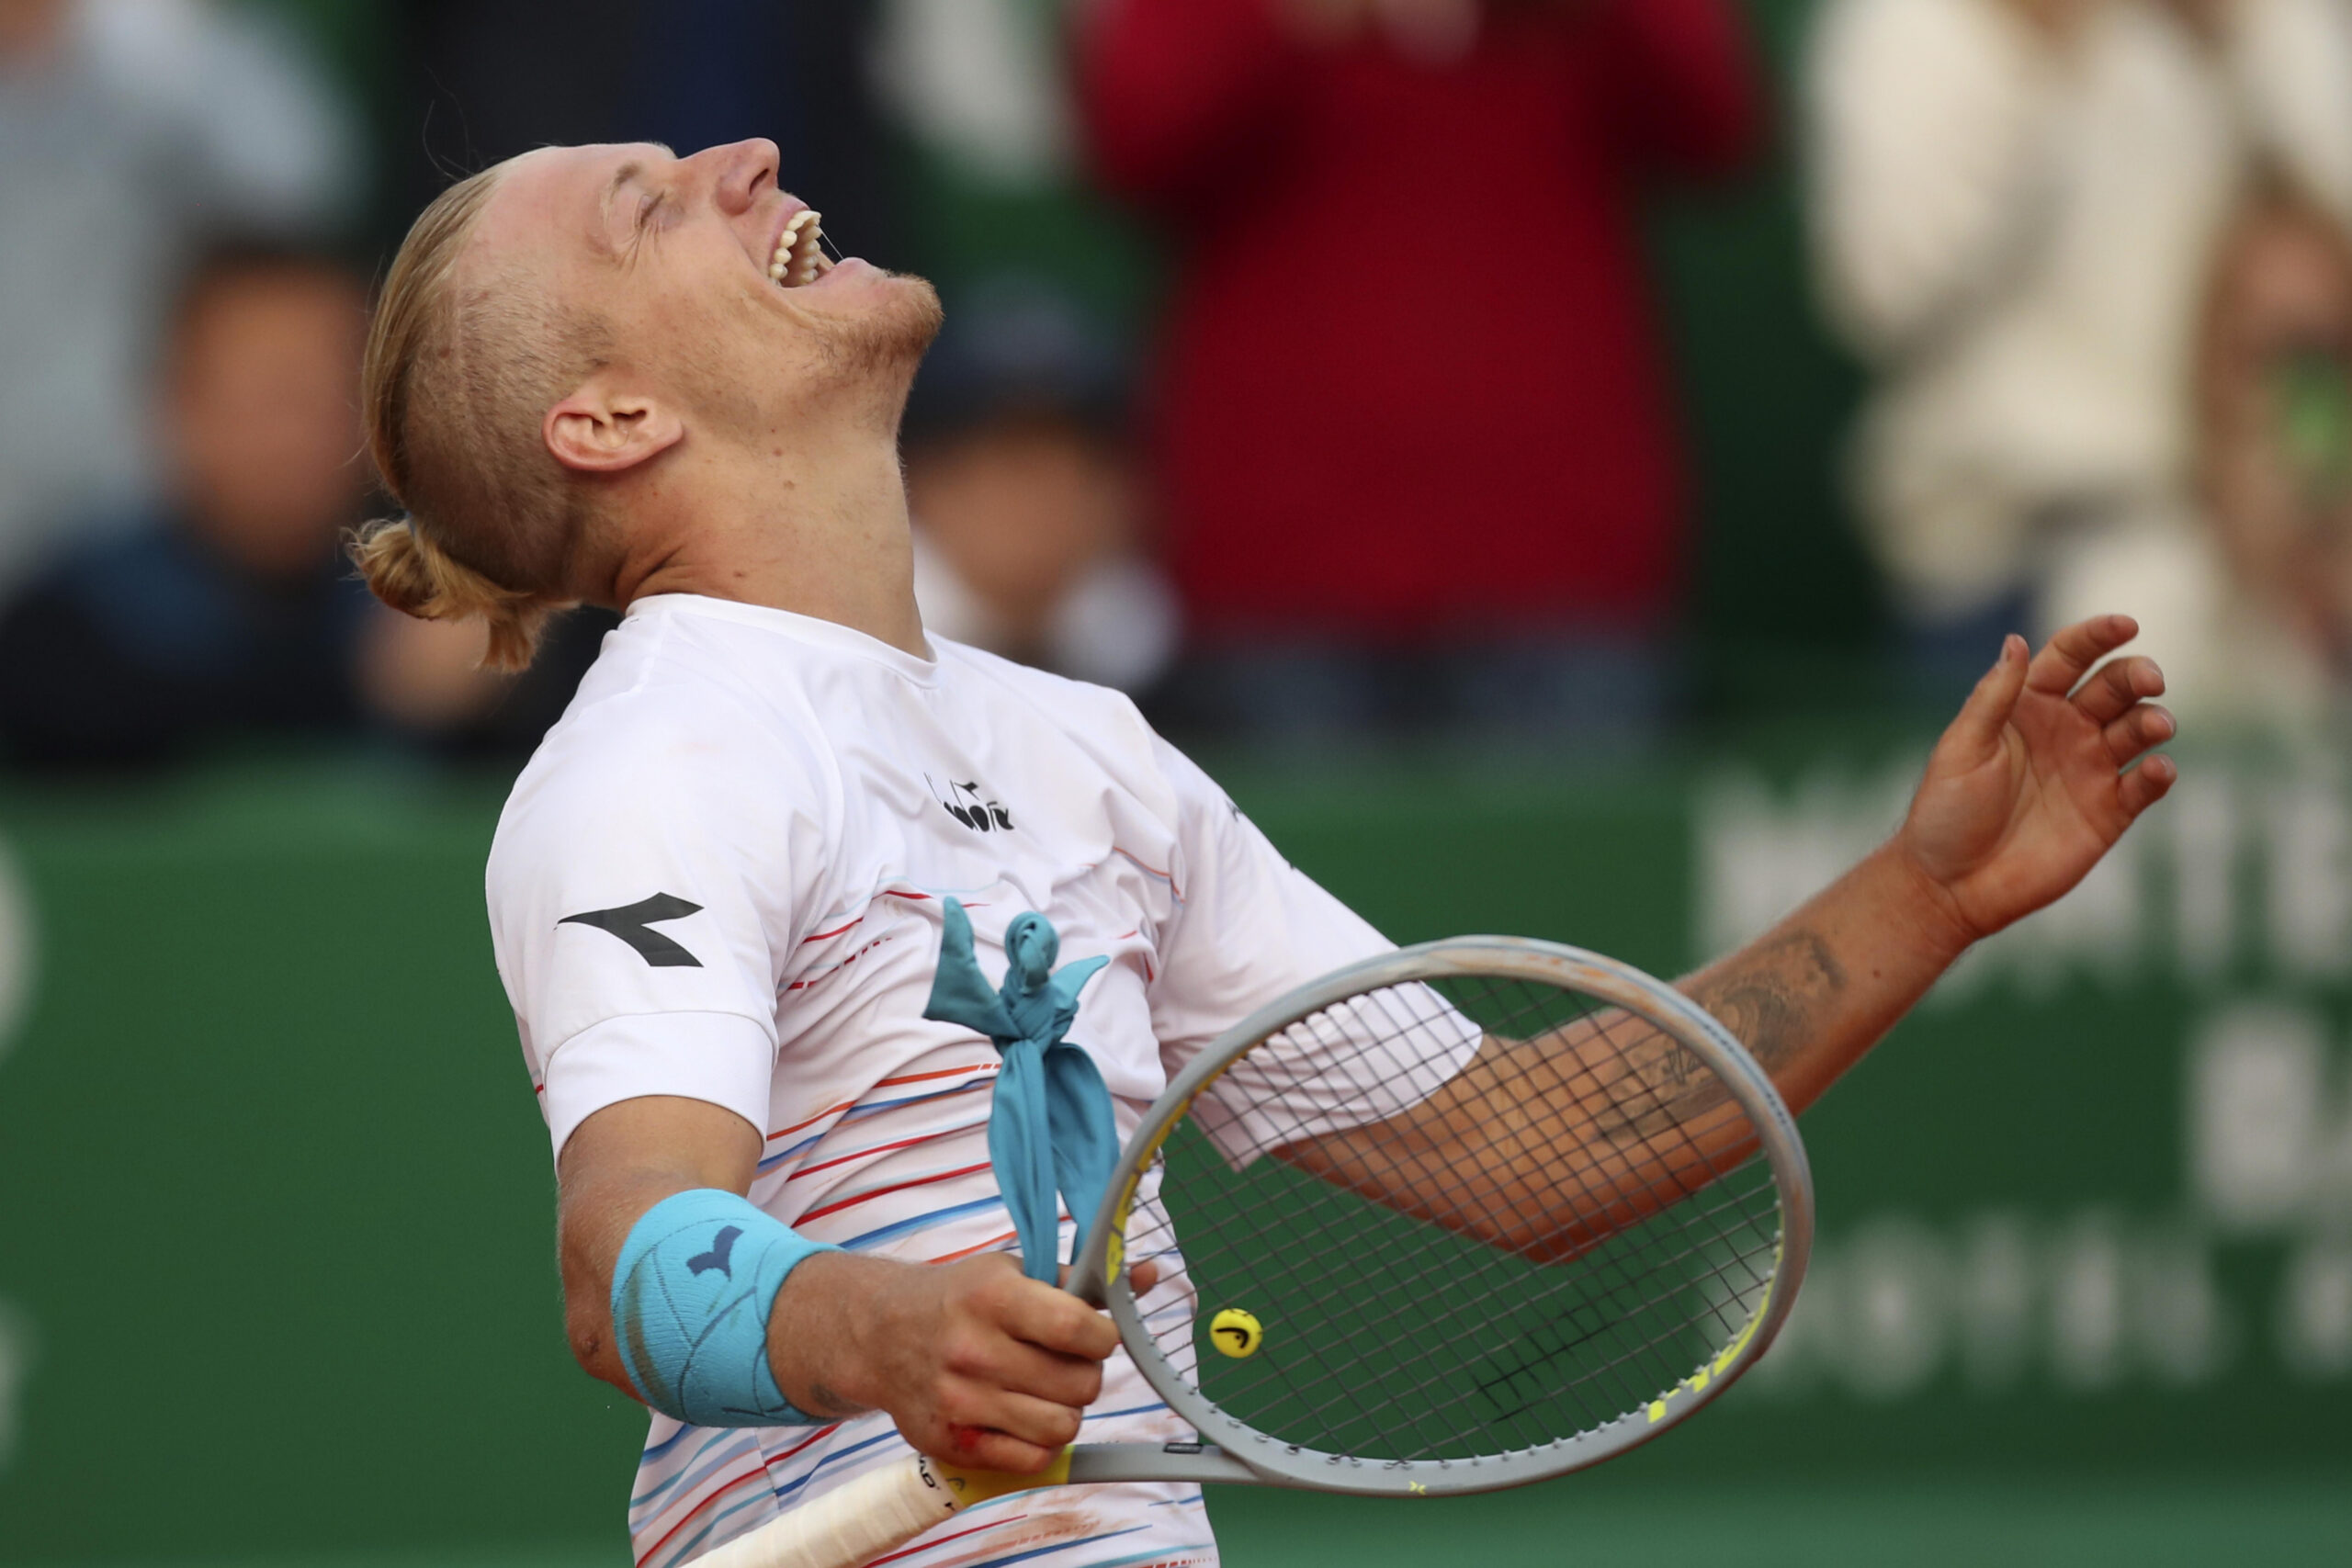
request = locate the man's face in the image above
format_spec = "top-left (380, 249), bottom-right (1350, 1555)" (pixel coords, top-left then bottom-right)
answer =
top-left (468, 139), bottom-right (940, 441)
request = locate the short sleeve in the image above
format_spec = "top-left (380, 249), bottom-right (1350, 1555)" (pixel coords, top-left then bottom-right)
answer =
top-left (1147, 736), bottom-right (1394, 1065)
top-left (488, 701), bottom-right (823, 1161)
top-left (1146, 739), bottom-right (1481, 1160)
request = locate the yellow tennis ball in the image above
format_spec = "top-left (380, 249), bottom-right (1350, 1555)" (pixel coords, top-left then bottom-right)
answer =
top-left (1209, 1307), bottom-right (1262, 1358)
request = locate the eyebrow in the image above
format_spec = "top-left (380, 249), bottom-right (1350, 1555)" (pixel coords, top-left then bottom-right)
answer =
top-left (595, 148), bottom-right (677, 255)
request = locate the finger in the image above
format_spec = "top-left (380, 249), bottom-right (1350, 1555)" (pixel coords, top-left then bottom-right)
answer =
top-left (2073, 656), bottom-right (2165, 726)
top-left (1055, 1258), bottom-right (1162, 1298)
top-left (2027, 614), bottom-right (2138, 694)
top-left (935, 1421), bottom-right (1060, 1475)
top-left (942, 1382), bottom-right (1085, 1453)
top-left (1000, 1280), bottom-right (1121, 1360)
top-left (953, 1335), bottom-right (1105, 1411)
top-left (2119, 753), bottom-right (2178, 818)
top-left (1940, 633), bottom-right (2030, 760)
top-left (2101, 703), bottom-right (2175, 767)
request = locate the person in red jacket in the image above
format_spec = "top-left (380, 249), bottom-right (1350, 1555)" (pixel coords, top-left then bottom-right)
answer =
top-left (1077, 0), bottom-right (1761, 743)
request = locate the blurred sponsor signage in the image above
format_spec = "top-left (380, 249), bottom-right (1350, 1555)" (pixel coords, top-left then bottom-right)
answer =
top-left (1699, 752), bottom-right (2352, 1411)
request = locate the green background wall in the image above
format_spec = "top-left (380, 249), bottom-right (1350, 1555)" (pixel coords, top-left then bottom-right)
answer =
top-left (0, 750), bottom-right (2346, 1563)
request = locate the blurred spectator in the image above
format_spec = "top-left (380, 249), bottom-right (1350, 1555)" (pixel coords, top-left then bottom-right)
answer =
top-left (0, 0), bottom-right (356, 595)
top-left (0, 246), bottom-right (503, 770)
top-left (906, 280), bottom-right (1177, 693)
top-left (2185, 175), bottom-right (2352, 720)
top-left (1807, 0), bottom-right (2352, 722)
top-left (1077, 0), bottom-right (1763, 746)
top-left (870, 0), bottom-right (1159, 332)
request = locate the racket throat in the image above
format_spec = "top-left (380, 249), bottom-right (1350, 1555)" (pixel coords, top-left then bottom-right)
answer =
top-left (1066, 1441), bottom-right (1264, 1486)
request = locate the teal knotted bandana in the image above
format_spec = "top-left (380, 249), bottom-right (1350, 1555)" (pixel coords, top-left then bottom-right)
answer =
top-left (923, 897), bottom-right (1115, 1283)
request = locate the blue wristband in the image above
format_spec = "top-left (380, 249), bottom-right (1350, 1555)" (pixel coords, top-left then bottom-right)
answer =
top-left (610, 1189), bottom-right (839, 1427)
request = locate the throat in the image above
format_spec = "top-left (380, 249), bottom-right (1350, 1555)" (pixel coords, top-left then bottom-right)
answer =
top-left (618, 438), bottom-right (928, 658)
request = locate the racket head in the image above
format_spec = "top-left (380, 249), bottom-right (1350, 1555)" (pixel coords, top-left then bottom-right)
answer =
top-left (1073, 936), bottom-right (1814, 1496)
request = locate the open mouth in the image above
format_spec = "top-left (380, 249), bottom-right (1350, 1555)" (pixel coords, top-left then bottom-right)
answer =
top-left (768, 209), bottom-right (831, 288)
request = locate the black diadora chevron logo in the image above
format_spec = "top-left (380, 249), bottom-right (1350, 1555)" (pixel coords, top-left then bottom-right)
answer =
top-left (687, 1225), bottom-right (742, 1278)
top-left (926, 773), bottom-right (1014, 834)
top-left (559, 892), bottom-right (706, 967)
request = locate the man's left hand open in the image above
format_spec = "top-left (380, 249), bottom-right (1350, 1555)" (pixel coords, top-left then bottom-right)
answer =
top-left (1895, 614), bottom-right (2177, 949)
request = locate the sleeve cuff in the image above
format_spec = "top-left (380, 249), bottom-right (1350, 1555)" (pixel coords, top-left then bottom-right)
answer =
top-left (542, 1011), bottom-right (776, 1162)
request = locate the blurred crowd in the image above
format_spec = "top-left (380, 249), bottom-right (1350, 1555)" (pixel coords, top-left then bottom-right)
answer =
top-left (2, 0), bottom-right (2349, 774)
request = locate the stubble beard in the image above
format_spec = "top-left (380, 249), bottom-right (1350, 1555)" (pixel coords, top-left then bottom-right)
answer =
top-left (673, 271), bottom-right (947, 446)
top-left (814, 271), bottom-right (945, 434)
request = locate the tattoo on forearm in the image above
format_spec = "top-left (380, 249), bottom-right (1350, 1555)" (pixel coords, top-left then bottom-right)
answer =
top-left (1688, 928), bottom-right (1845, 1072)
top-left (1590, 928), bottom-right (1846, 1145)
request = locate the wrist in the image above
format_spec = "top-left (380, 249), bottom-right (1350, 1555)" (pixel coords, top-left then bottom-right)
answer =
top-left (1870, 838), bottom-right (1982, 968)
top-left (769, 1251), bottom-right (899, 1417)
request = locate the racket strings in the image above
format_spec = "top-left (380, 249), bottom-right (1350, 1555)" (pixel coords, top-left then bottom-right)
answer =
top-left (1212, 979), bottom-right (1766, 1341)
top-left (1198, 1157), bottom-right (1776, 1453)
top-left (1184, 997), bottom-right (1722, 1430)
top-left (1125, 971), bottom-right (1782, 1464)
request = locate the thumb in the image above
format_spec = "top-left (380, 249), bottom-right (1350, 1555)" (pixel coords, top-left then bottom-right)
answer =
top-left (1940, 634), bottom-right (2030, 764)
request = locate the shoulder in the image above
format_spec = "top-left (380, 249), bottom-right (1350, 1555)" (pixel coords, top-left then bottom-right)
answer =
top-left (491, 618), bottom-right (835, 889)
top-left (935, 637), bottom-right (1161, 759)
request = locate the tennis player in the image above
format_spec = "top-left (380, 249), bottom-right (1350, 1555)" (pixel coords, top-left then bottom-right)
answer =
top-left (356, 140), bottom-right (2177, 1568)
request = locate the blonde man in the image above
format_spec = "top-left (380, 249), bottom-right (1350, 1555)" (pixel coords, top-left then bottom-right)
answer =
top-left (358, 139), bottom-right (2177, 1568)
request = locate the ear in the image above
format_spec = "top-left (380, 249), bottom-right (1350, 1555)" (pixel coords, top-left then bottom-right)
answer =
top-left (543, 378), bottom-right (684, 475)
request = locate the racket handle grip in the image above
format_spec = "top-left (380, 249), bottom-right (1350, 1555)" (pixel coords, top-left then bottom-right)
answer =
top-left (694, 1456), bottom-right (953, 1568)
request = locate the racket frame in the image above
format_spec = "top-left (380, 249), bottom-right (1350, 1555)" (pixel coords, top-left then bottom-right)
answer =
top-left (1069, 934), bottom-right (1815, 1496)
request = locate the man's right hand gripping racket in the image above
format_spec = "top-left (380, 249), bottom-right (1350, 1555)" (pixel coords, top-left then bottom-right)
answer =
top-left (700, 937), bottom-right (1815, 1568)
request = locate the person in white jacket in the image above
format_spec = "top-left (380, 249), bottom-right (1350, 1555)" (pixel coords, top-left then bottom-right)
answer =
top-left (1807, 0), bottom-right (2352, 726)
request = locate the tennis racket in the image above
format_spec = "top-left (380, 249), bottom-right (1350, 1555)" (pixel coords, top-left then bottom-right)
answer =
top-left (697, 935), bottom-right (1815, 1568)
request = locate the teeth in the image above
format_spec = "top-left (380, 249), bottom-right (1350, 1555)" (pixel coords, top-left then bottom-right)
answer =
top-left (770, 210), bottom-right (824, 288)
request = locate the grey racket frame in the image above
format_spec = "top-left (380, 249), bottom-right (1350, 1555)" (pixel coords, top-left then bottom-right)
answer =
top-left (1062, 934), bottom-right (1816, 1497)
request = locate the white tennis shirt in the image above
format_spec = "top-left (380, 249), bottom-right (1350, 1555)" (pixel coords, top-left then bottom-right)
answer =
top-left (487, 593), bottom-right (1398, 1568)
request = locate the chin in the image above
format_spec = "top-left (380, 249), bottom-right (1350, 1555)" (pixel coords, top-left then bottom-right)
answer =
top-left (819, 268), bottom-right (944, 387)
top-left (854, 268), bottom-right (945, 358)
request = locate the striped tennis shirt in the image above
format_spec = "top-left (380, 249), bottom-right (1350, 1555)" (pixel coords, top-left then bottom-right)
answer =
top-left (486, 593), bottom-right (1397, 1568)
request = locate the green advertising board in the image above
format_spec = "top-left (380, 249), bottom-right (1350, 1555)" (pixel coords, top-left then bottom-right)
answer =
top-left (0, 751), bottom-right (2344, 1564)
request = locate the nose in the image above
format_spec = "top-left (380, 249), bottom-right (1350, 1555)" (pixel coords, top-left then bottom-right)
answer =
top-left (698, 138), bottom-right (780, 217)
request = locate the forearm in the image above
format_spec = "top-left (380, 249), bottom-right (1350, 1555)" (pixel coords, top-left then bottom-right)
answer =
top-left (555, 1095), bottom-right (763, 1396)
top-left (1276, 842), bottom-right (1973, 1259)
top-left (1677, 839), bottom-right (1973, 1118)
top-left (1293, 619), bottom-right (2173, 1257)
top-left (558, 1165), bottom-right (711, 1395)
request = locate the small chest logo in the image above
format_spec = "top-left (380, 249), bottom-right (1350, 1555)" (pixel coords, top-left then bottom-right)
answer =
top-left (927, 773), bottom-right (1014, 834)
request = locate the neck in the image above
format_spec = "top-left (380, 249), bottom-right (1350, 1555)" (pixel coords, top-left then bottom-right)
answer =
top-left (610, 423), bottom-right (928, 658)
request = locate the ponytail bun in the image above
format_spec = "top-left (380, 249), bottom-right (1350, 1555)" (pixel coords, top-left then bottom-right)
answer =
top-left (347, 515), bottom-right (553, 673)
